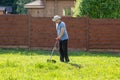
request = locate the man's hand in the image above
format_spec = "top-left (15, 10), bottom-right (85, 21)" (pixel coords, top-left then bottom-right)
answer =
top-left (55, 36), bottom-right (60, 41)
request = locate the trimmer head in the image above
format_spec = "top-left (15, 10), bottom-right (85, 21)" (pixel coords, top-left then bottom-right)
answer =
top-left (47, 59), bottom-right (56, 63)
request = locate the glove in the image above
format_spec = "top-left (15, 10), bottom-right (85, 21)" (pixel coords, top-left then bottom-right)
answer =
top-left (55, 37), bottom-right (60, 41)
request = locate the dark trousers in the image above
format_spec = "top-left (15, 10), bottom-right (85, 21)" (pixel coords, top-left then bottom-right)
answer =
top-left (59, 39), bottom-right (69, 62)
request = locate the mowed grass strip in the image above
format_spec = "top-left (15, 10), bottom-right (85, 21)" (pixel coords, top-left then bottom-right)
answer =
top-left (0, 49), bottom-right (120, 80)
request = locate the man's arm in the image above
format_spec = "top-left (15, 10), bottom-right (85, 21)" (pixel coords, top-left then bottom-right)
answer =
top-left (56, 27), bottom-right (64, 40)
top-left (58, 27), bottom-right (64, 38)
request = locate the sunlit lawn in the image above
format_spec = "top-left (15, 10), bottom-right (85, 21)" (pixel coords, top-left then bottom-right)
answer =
top-left (0, 48), bottom-right (120, 80)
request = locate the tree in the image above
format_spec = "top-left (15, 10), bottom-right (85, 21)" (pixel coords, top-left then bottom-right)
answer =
top-left (16, 0), bottom-right (32, 14)
top-left (0, 0), bottom-right (14, 6)
top-left (0, 0), bottom-right (32, 14)
top-left (73, 0), bottom-right (82, 17)
top-left (73, 0), bottom-right (120, 18)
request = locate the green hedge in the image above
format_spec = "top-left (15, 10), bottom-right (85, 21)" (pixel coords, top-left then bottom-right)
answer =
top-left (74, 0), bottom-right (120, 18)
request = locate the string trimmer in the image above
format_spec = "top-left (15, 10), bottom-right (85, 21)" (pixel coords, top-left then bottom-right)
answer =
top-left (47, 41), bottom-right (58, 63)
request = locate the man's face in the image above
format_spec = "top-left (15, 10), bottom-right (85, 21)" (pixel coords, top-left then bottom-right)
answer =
top-left (55, 19), bottom-right (60, 23)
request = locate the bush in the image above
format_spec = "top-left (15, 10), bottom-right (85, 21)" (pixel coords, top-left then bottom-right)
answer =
top-left (74, 0), bottom-right (120, 18)
top-left (16, 0), bottom-right (32, 14)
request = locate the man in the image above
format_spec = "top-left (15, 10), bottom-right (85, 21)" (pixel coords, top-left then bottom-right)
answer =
top-left (52, 15), bottom-right (70, 62)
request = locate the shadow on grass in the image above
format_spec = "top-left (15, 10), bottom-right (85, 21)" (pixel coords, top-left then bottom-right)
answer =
top-left (0, 48), bottom-right (120, 57)
top-left (68, 63), bottom-right (83, 69)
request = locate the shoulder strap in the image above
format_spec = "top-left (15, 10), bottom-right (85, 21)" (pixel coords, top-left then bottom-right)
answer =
top-left (58, 21), bottom-right (61, 26)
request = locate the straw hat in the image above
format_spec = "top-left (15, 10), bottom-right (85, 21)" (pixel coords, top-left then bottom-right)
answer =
top-left (52, 15), bottom-right (61, 22)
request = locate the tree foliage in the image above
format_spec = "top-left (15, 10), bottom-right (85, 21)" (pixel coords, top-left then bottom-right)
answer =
top-left (73, 0), bottom-right (120, 18)
top-left (16, 0), bottom-right (32, 14)
top-left (0, 0), bottom-right (32, 14)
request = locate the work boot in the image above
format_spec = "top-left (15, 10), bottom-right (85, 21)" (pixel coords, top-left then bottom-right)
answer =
top-left (65, 58), bottom-right (70, 63)
top-left (60, 57), bottom-right (64, 62)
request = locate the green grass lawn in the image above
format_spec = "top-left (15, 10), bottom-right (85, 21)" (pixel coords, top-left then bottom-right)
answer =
top-left (0, 48), bottom-right (120, 80)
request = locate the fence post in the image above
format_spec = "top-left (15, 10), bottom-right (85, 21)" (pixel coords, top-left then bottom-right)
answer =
top-left (28, 14), bottom-right (31, 49)
top-left (86, 17), bottom-right (90, 51)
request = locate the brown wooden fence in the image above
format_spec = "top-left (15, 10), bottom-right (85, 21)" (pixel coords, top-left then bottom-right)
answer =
top-left (89, 19), bottom-right (120, 51)
top-left (0, 15), bottom-right (29, 48)
top-left (0, 15), bottom-right (120, 51)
